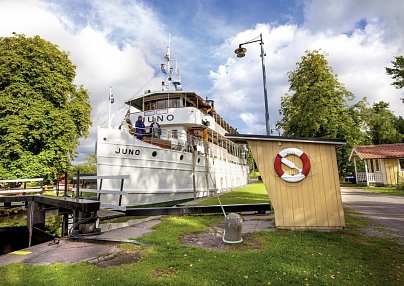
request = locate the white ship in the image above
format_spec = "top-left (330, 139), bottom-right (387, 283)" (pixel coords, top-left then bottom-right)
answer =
top-left (96, 42), bottom-right (249, 207)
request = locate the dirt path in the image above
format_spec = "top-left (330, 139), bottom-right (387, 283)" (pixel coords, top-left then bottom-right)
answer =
top-left (341, 187), bottom-right (404, 241)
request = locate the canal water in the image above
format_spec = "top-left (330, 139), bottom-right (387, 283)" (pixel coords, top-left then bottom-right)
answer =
top-left (0, 207), bottom-right (59, 255)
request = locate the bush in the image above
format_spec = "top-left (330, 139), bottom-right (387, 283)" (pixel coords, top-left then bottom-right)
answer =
top-left (396, 182), bottom-right (404, 191)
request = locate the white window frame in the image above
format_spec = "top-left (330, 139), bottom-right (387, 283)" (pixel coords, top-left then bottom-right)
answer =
top-left (399, 158), bottom-right (404, 172)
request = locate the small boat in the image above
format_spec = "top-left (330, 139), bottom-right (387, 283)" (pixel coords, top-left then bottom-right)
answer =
top-left (96, 41), bottom-right (249, 207)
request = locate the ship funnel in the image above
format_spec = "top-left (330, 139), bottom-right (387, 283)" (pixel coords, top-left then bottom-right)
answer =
top-left (206, 99), bottom-right (214, 108)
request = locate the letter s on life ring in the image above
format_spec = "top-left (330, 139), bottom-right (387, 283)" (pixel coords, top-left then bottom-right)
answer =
top-left (274, 148), bottom-right (311, 183)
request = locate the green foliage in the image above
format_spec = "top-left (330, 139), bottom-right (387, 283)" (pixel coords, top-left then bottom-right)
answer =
top-left (394, 116), bottom-right (404, 142)
top-left (277, 50), bottom-right (366, 175)
top-left (247, 147), bottom-right (255, 172)
top-left (278, 50), bottom-right (355, 138)
top-left (366, 101), bottom-right (402, 144)
top-left (44, 215), bottom-right (63, 237)
top-left (0, 34), bottom-right (91, 181)
top-left (249, 170), bottom-right (260, 178)
top-left (386, 55), bottom-right (404, 89)
top-left (69, 154), bottom-right (96, 175)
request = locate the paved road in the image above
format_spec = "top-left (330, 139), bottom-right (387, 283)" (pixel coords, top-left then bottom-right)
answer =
top-left (341, 187), bottom-right (404, 240)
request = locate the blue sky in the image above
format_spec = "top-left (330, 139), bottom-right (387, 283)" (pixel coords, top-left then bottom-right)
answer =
top-left (0, 0), bottom-right (403, 162)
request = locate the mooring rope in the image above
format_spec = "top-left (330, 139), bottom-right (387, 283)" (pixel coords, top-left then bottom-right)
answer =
top-left (207, 158), bottom-right (226, 218)
top-left (68, 212), bottom-right (96, 237)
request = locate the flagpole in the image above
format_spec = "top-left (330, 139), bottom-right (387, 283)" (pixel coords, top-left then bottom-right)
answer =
top-left (108, 86), bottom-right (112, 128)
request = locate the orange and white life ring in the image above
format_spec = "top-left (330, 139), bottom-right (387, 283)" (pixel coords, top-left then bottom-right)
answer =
top-left (274, 148), bottom-right (311, 183)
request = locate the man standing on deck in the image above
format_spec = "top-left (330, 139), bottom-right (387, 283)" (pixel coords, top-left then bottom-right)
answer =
top-left (135, 115), bottom-right (145, 139)
top-left (149, 116), bottom-right (161, 138)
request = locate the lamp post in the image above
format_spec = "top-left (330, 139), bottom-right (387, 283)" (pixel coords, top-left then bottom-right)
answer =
top-left (234, 33), bottom-right (270, 135)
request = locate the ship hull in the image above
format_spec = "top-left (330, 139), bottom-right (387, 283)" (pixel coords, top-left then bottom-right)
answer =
top-left (96, 127), bottom-right (249, 206)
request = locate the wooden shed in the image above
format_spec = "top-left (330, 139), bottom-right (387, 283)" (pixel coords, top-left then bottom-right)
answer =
top-left (227, 134), bottom-right (345, 230)
top-left (349, 143), bottom-right (404, 186)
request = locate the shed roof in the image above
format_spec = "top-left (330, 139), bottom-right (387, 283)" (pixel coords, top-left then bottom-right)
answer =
top-left (226, 134), bottom-right (346, 145)
top-left (349, 143), bottom-right (404, 160)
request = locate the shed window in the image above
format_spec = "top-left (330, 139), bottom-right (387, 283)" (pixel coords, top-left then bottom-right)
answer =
top-left (374, 159), bottom-right (380, 172)
top-left (367, 160), bottom-right (373, 173)
top-left (399, 159), bottom-right (404, 172)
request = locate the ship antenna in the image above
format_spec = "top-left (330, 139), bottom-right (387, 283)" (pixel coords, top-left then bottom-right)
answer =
top-left (161, 35), bottom-right (171, 91)
top-left (173, 59), bottom-right (182, 91)
top-left (160, 35), bottom-right (182, 91)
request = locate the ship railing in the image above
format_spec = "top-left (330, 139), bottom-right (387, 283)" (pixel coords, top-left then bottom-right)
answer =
top-left (144, 128), bottom-right (204, 153)
top-left (133, 126), bottom-right (245, 160)
top-left (72, 175), bottom-right (129, 211)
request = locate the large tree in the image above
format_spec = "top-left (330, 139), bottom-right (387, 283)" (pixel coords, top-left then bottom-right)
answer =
top-left (386, 55), bottom-right (404, 89)
top-left (277, 50), bottom-right (365, 175)
top-left (394, 116), bottom-right (404, 142)
top-left (0, 34), bottom-right (91, 180)
top-left (366, 101), bottom-right (402, 144)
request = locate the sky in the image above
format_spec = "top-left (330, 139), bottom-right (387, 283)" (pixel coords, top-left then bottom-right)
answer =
top-left (0, 0), bottom-right (403, 162)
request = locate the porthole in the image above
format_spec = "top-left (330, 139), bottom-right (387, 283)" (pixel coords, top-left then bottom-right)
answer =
top-left (152, 151), bottom-right (157, 157)
top-left (197, 158), bottom-right (201, 163)
top-left (180, 155), bottom-right (184, 160)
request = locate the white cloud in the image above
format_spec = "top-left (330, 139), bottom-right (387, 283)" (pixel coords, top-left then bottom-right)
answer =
top-left (0, 0), bottom-right (168, 162)
top-left (210, 2), bottom-right (404, 135)
top-left (304, 0), bottom-right (404, 46)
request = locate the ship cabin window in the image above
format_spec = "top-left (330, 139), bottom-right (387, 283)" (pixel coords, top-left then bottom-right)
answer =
top-left (168, 98), bottom-right (181, 108)
top-left (184, 97), bottom-right (195, 107)
top-left (144, 97), bottom-right (182, 111)
top-left (171, 130), bottom-right (178, 139)
top-left (156, 100), bottom-right (166, 109)
top-left (144, 101), bottom-right (156, 111)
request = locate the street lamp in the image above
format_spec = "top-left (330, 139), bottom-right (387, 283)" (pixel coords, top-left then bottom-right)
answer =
top-left (234, 33), bottom-right (270, 135)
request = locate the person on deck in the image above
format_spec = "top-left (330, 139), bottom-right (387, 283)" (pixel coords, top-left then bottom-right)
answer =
top-left (149, 116), bottom-right (161, 138)
top-left (120, 112), bottom-right (135, 135)
top-left (135, 115), bottom-right (145, 139)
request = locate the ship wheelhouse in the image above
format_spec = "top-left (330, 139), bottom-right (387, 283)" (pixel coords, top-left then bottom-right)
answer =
top-left (122, 90), bottom-right (246, 161)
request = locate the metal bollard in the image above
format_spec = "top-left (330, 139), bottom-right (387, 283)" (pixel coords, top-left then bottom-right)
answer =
top-left (222, 213), bottom-right (243, 244)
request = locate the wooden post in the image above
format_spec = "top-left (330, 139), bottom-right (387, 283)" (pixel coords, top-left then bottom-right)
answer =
top-left (364, 160), bottom-right (369, 186)
top-left (27, 201), bottom-right (45, 247)
top-left (118, 178), bottom-right (124, 207)
top-left (353, 157), bottom-right (358, 183)
top-left (64, 171), bottom-right (68, 197)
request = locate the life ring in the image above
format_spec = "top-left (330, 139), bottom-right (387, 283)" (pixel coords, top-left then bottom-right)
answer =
top-left (274, 148), bottom-right (311, 183)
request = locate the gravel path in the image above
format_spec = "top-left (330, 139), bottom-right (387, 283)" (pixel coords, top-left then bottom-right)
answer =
top-left (341, 187), bottom-right (404, 242)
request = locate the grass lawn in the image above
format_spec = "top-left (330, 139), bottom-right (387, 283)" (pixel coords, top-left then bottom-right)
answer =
top-left (196, 182), bottom-right (270, 206)
top-left (1, 183), bottom-right (403, 285)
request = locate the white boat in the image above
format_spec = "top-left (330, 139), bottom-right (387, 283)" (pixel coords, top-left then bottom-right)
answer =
top-left (96, 43), bottom-right (249, 207)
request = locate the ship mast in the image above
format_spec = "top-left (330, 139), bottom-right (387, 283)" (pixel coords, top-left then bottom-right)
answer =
top-left (161, 35), bottom-right (182, 92)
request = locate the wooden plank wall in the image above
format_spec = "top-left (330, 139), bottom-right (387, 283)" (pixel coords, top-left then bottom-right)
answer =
top-left (384, 158), bottom-right (399, 185)
top-left (249, 140), bottom-right (345, 229)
